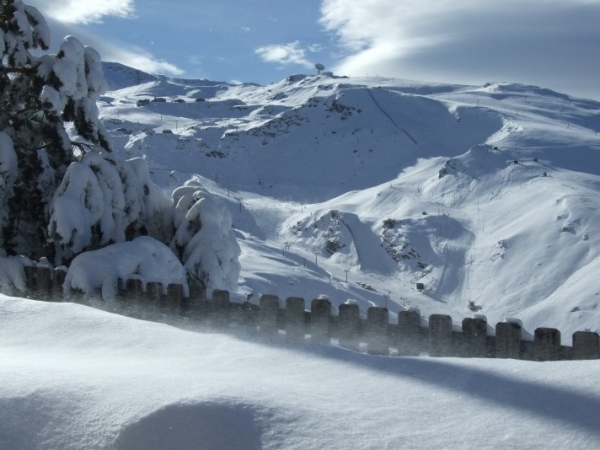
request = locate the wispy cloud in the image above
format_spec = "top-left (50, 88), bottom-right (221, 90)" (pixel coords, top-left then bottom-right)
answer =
top-left (27, 0), bottom-right (135, 24)
top-left (38, 16), bottom-right (184, 76)
top-left (105, 45), bottom-right (184, 76)
top-left (320, 0), bottom-right (600, 98)
top-left (255, 41), bottom-right (314, 69)
top-left (188, 55), bottom-right (203, 67)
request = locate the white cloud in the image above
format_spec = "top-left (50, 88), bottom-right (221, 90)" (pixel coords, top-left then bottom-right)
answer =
top-left (320, 0), bottom-right (600, 47)
top-left (28, 0), bottom-right (135, 24)
top-left (319, 0), bottom-right (600, 99)
top-left (255, 41), bottom-right (314, 69)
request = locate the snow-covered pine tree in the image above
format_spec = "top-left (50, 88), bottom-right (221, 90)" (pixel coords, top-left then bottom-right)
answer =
top-left (171, 180), bottom-right (241, 293)
top-left (0, 0), bottom-right (111, 258)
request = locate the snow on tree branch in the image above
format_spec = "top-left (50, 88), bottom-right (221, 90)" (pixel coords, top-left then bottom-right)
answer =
top-left (24, 4), bottom-right (50, 50)
top-left (48, 152), bottom-right (173, 264)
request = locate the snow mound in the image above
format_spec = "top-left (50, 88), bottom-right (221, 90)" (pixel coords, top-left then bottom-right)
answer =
top-left (114, 401), bottom-right (265, 450)
top-left (64, 236), bottom-right (188, 299)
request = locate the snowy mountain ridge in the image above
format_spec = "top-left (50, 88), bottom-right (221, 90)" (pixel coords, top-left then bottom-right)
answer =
top-left (97, 62), bottom-right (600, 341)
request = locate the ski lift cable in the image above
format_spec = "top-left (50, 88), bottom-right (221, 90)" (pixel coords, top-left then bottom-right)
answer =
top-left (365, 88), bottom-right (419, 146)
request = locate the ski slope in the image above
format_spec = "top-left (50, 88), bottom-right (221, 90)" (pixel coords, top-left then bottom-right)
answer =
top-left (94, 64), bottom-right (600, 341)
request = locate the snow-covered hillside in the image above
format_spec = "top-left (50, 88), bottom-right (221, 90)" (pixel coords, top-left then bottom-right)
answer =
top-left (98, 63), bottom-right (600, 341)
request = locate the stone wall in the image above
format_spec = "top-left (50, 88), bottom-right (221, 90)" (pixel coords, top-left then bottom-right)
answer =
top-left (19, 267), bottom-right (600, 361)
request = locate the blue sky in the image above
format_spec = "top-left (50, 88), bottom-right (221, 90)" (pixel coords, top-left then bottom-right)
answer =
top-left (29, 0), bottom-right (600, 100)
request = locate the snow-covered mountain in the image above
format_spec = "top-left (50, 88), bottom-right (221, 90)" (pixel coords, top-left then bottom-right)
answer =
top-left (3, 62), bottom-right (600, 450)
top-left (98, 63), bottom-right (600, 341)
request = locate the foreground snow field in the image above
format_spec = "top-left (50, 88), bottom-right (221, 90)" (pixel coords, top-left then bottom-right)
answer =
top-left (2, 295), bottom-right (600, 450)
